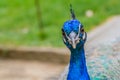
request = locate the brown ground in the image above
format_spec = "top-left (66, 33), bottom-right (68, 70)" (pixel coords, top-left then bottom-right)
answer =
top-left (0, 59), bottom-right (65, 80)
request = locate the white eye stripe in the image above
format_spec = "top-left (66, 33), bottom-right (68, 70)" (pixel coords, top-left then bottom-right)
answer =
top-left (76, 38), bottom-right (80, 43)
top-left (76, 24), bottom-right (81, 39)
top-left (83, 32), bottom-right (87, 42)
top-left (68, 40), bottom-right (72, 44)
top-left (63, 37), bottom-right (66, 43)
top-left (64, 31), bottom-right (71, 41)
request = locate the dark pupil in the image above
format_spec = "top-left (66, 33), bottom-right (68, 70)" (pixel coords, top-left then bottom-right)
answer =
top-left (81, 28), bottom-right (84, 32)
top-left (80, 25), bottom-right (84, 33)
top-left (62, 29), bottom-right (65, 36)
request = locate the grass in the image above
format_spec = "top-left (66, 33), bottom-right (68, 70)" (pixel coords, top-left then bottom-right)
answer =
top-left (0, 0), bottom-right (120, 47)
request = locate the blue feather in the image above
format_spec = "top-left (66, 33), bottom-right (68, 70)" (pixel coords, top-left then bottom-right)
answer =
top-left (67, 47), bottom-right (90, 80)
top-left (62, 19), bottom-right (90, 80)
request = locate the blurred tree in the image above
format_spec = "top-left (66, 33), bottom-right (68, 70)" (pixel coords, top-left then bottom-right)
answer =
top-left (35, 0), bottom-right (46, 40)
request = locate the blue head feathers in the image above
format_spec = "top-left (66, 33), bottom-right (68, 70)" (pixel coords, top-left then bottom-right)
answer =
top-left (62, 5), bottom-right (87, 49)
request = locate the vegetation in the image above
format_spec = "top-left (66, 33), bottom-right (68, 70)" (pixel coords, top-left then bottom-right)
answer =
top-left (0, 0), bottom-right (120, 47)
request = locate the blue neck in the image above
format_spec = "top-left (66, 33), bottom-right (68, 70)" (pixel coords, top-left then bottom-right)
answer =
top-left (67, 46), bottom-right (90, 80)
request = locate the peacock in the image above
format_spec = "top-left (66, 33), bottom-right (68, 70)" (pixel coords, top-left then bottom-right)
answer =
top-left (59, 5), bottom-right (120, 80)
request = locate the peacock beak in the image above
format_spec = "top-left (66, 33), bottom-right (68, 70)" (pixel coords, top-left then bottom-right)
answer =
top-left (71, 38), bottom-right (76, 49)
top-left (63, 30), bottom-right (81, 49)
top-left (69, 31), bottom-right (78, 49)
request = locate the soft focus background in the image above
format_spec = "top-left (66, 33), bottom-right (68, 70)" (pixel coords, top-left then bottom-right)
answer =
top-left (0, 0), bottom-right (120, 47)
top-left (0, 0), bottom-right (120, 80)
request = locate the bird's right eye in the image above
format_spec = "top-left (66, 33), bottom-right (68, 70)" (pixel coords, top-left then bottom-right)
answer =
top-left (62, 29), bottom-right (65, 36)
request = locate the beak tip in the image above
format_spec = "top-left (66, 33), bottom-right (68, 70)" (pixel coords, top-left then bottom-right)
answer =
top-left (72, 45), bottom-right (76, 49)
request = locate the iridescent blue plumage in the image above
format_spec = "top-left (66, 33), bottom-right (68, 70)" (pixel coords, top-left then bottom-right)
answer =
top-left (67, 47), bottom-right (90, 80)
top-left (62, 19), bottom-right (90, 80)
top-left (61, 4), bottom-right (90, 80)
top-left (63, 20), bottom-right (81, 34)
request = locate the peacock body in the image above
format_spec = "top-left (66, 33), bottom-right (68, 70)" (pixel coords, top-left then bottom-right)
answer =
top-left (59, 5), bottom-right (120, 80)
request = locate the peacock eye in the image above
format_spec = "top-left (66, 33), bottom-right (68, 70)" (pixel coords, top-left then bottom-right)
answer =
top-left (61, 29), bottom-right (65, 36)
top-left (80, 24), bottom-right (84, 33)
top-left (80, 28), bottom-right (84, 33)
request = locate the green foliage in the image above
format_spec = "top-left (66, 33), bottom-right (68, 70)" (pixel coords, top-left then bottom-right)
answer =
top-left (0, 0), bottom-right (120, 47)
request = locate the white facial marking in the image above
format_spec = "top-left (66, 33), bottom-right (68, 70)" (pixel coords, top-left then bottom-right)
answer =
top-left (62, 24), bottom-right (83, 49)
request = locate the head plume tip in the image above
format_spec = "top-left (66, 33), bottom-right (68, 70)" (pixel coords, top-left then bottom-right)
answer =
top-left (69, 4), bottom-right (76, 19)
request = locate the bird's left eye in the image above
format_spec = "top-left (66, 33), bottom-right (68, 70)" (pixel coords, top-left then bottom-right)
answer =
top-left (79, 24), bottom-right (84, 33)
top-left (80, 28), bottom-right (84, 33)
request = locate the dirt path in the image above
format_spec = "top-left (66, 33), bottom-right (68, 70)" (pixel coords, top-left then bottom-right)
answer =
top-left (86, 16), bottom-right (120, 54)
top-left (0, 59), bottom-right (65, 80)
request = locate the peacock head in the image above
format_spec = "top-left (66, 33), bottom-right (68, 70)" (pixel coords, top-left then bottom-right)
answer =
top-left (62, 20), bottom-right (87, 49)
top-left (61, 5), bottom-right (87, 50)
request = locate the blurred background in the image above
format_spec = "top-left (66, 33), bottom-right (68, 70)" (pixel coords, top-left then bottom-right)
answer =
top-left (0, 0), bottom-right (120, 47)
top-left (0, 0), bottom-right (120, 80)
